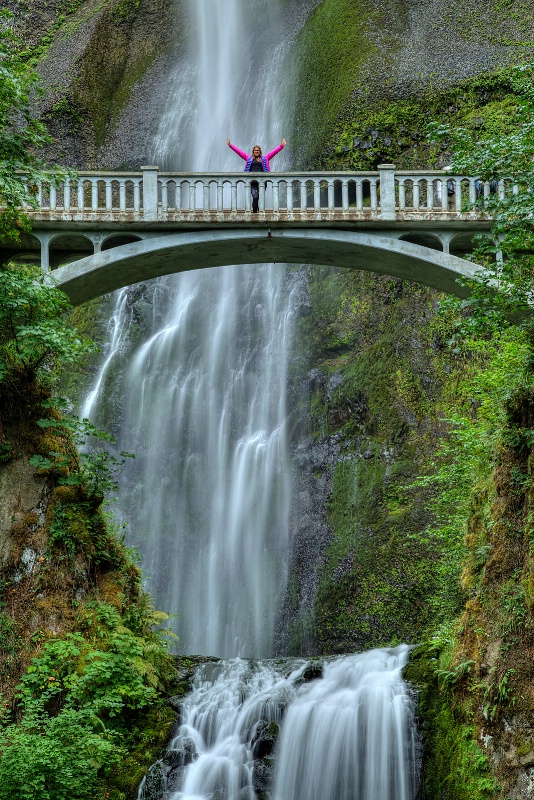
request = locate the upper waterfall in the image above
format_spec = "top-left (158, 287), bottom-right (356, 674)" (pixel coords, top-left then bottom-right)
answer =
top-left (81, 0), bottom-right (304, 658)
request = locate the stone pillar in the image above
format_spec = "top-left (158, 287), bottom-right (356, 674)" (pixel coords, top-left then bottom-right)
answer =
top-left (378, 164), bottom-right (396, 220)
top-left (36, 232), bottom-right (53, 273)
top-left (40, 240), bottom-right (50, 273)
top-left (141, 165), bottom-right (159, 221)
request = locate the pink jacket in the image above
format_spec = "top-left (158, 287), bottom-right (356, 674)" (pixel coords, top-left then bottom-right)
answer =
top-left (228, 141), bottom-right (285, 172)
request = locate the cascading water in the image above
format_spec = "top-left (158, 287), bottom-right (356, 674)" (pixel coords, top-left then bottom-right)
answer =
top-left (84, 0), bottom-right (298, 658)
top-left (83, 2), bottom-right (421, 796)
top-left (139, 647), bottom-right (418, 800)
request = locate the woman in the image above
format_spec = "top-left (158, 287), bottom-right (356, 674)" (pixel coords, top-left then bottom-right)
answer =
top-left (226, 138), bottom-right (286, 212)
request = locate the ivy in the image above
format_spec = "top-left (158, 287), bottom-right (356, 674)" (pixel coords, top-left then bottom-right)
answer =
top-left (0, 13), bottom-right (71, 244)
top-left (30, 408), bottom-right (134, 501)
top-left (0, 266), bottom-right (95, 388)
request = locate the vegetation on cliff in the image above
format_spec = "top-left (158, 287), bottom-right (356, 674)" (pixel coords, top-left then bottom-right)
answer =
top-left (404, 66), bottom-right (534, 800)
top-left (289, 48), bottom-right (534, 796)
top-left (0, 37), bottom-right (178, 800)
top-left (0, 271), bottom-right (180, 800)
top-left (0, 13), bottom-right (67, 242)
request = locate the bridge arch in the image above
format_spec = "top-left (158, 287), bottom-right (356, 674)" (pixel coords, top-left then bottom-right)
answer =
top-left (398, 232), bottom-right (443, 252)
top-left (49, 228), bottom-right (484, 307)
top-left (101, 233), bottom-right (143, 251)
top-left (49, 233), bottom-right (94, 270)
top-left (0, 232), bottom-right (42, 267)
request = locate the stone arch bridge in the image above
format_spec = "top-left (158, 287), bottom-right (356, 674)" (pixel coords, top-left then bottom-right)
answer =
top-left (3, 164), bottom-right (505, 306)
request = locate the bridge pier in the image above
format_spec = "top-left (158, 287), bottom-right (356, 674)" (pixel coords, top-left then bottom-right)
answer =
top-left (378, 165), bottom-right (396, 220)
top-left (141, 165), bottom-right (159, 221)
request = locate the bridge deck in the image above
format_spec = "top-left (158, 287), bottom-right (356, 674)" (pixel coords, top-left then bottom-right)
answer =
top-left (2, 166), bottom-right (506, 274)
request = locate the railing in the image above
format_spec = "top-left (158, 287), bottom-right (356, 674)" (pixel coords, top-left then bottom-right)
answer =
top-left (23, 172), bottom-right (144, 213)
top-left (25, 165), bottom-right (517, 220)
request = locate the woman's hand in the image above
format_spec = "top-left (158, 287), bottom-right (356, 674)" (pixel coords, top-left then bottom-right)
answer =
top-left (226, 138), bottom-right (231, 145)
top-left (281, 138), bottom-right (286, 146)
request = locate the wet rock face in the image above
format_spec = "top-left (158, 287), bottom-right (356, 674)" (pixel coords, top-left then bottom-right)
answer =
top-left (19, 0), bottom-right (181, 168)
top-left (252, 720), bottom-right (280, 760)
top-left (295, 661), bottom-right (323, 685)
top-left (0, 458), bottom-right (48, 570)
top-left (251, 720), bottom-right (280, 797)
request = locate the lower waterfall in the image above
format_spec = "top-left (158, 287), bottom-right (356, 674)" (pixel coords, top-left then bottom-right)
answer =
top-left (138, 647), bottom-right (418, 800)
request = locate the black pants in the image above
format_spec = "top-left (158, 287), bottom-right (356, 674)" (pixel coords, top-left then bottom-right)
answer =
top-left (251, 180), bottom-right (259, 213)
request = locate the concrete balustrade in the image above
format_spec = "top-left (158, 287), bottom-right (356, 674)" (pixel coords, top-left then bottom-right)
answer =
top-left (10, 164), bottom-right (514, 286)
top-left (24, 165), bottom-right (515, 222)
top-left (24, 173), bottom-right (143, 214)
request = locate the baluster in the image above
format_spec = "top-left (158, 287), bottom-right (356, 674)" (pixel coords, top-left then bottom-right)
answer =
top-left (105, 179), bottom-right (112, 211)
top-left (413, 181), bottom-right (420, 209)
top-left (484, 181), bottom-right (491, 200)
top-left (327, 179), bottom-right (335, 211)
top-left (356, 180), bottom-right (363, 210)
top-left (287, 180), bottom-right (294, 212)
top-left (203, 180), bottom-right (210, 211)
top-left (90, 180), bottom-right (98, 211)
top-left (513, 183), bottom-right (519, 196)
top-left (370, 179), bottom-right (377, 210)
top-left (313, 179), bottom-right (321, 211)
top-left (431, 179), bottom-right (438, 210)
top-left (188, 183), bottom-right (195, 211)
top-left (258, 179), bottom-right (265, 212)
top-left (342, 179), bottom-right (349, 211)
top-left (231, 179), bottom-right (237, 212)
top-left (161, 181), bottom-right (168, 211)
top-left (455, 179), bottom-right (462, 212)
top-left (273, 179), bottom-right (279, 212)
top-left (119, 180), bottom-right (126, 211)
top-left (441, 179), bottom-right (448, 211)
top-left (469, 178), bottom-right (477, 204)
top-left (133, 180), bottom-right (140, 212)
top-left (300, 181), bottom-right (307, 212)
top-left (426, 179), bottom-right (433, 211)
top-left (63, 180), bottom-right (71, 211)
top-left (498, 179), bottom-right (505, 200)
top-left (49, 184), bottom-right (56, 211)
top-left (399, 178), bottom-right (406, 211)
top-left (217, 181), bottom-right (223, 212)
top-left (77, 180), bottom-right (84, 210)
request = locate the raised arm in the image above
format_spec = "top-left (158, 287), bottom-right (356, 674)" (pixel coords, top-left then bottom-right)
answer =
top-left (265, 139), bottom-right (286, 161)
top-left (227, 139), bottom-right (249, 161)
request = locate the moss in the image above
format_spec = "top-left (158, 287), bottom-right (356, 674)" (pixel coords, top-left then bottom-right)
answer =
top-left (289, 0), bottom-right (379, 165)
top-left (406, 641), bottom-right (500, 800)
top-left (324, 65), bottom-right (532, 171)
top-left (70, 0), bottom-right (175, 147)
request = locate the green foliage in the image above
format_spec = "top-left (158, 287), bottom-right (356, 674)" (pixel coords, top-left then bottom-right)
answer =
top-left (30, 404), bottom-right (134, 501)
top-left (0, 13), bottom-right (69, 243)
top-left (429, 64), bottom-right (534, 326)
top-left (406, 636), bottom-right (501, 800)
top-left (0, 266), bottom-right (95, 387)
top-left (0, 707), bottom-right (121, 800)
top-left (17, 602), bottom-right (169, 717)
top-left (289, 0), bottom-right (377, 165)
top-left (0, 599), bottom-right (174, 800)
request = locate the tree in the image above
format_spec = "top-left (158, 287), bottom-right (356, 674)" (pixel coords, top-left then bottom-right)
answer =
top-left (0, 265), bottom-right (95, 388)
top-left (0, 10), bottom-right (67, 244)
top-left (430, 64), bottom-right (534, 332)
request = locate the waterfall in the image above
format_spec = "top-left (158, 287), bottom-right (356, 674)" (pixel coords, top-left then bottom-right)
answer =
top-left (82, 0), bottom-right (299, 658)
top-left (81, 3), bottom-right (423, 797)
top-left (138, 647), bottom-right (419, 800)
